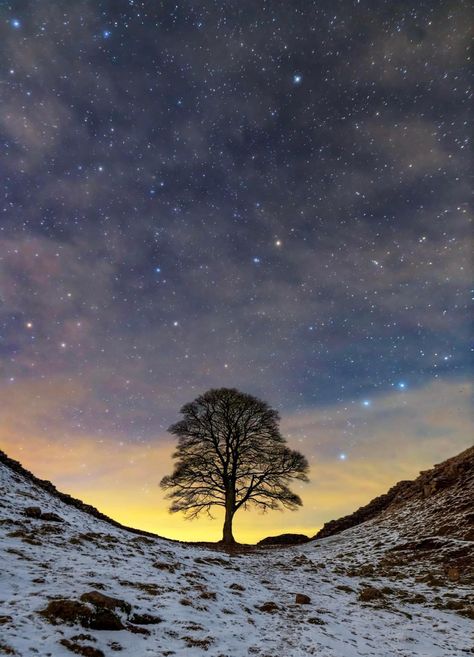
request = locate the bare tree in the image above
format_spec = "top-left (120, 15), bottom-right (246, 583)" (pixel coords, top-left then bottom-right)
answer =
top-left (160, 388), bottom-right (309, 545)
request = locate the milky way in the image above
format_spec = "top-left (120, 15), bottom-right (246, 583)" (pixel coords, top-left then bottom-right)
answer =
top-left (0, 2), bottom-right (471, 539)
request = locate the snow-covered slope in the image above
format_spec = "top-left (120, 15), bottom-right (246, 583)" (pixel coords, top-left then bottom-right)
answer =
top-left (315, 446), bottom-right (474, 542)
top-left (1, 451), bottom-right (472, 657)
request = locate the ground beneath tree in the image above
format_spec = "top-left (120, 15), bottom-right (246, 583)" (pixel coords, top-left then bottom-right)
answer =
top-left (0, 449), bottom-right (472, 656)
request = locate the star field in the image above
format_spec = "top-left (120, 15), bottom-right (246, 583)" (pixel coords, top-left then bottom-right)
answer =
top-left (0, 1), bottom-right (471, 539)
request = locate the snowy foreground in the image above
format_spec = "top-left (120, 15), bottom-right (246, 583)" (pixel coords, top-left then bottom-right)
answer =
top-left (0, 460), bottom-right (472, 657)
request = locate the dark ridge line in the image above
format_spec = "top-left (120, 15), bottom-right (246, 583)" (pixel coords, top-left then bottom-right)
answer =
top-left (3, 445), bottom-right (472, 548)
top-left (312, 479), bottom-right (412, 540)
top-left (313, 444), bottom-right (474, 540)
top-left (0, 448), bottom-right (180, 544)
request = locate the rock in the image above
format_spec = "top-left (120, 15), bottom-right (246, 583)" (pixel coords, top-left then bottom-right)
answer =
top-left (22, 507), bottom-right (62, 522)
top-left (388, 537), bottom-right (443, 553)
top-left (401, 593), bottom-right (427, 604)
top-left (80, 591), bottom-right (131, 615)
top-left (39, 599), bottom-right (94, 626)
top-left (0, 615), bottom-right (13, 625)
top-left (152, 561), bottom-right (178, 572)
top-left (445, 566), bottom-right (461, 582)
top-left (258, 601), bottom-right (279, 613)
top-left (257, 533), bottom-right (310, 546)
top-left (358, 564), bottom-right (375, 577)
top-left (229, 583), bottom-right (245, 591)
top-left (459, 606), bottom-right (474, 620)
top-left (129, 613), bottom-right (162, 625)
top-left (125, 623), bottom-right (151, 635)
top-left (335, 584), bottom-right (354, 593)
top-left (417, 573), bottom-right (443, 587)
top-left (40, 512), bottom-right (63, 522)
top-left (88, 610), bottom-right (124, 631)
top-left (307, 617), bottom-right (326, 625)
top-left (107, 642), bottom-right (122, 652)
top-left (39, 595), bottom-right (127, 631)
top-left (295, 594), bottom-right (311, 604)
top-left (358, 586), bottom-right (385, 603)
top-left (199, 591), bottom-right (217, 600)
top-left (60, 639), bottom-right (105, 657)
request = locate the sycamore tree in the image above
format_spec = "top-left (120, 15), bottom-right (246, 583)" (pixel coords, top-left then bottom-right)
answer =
top-left (160, 387), bottom-right (309, 545)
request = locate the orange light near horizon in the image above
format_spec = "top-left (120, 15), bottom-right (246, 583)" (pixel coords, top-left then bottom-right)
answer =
top-left (0, 378), bottom-right (472, 544)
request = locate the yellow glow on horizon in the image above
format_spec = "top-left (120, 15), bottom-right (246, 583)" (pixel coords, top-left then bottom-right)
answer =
top-left (0, 378), bottom-right (472, 543)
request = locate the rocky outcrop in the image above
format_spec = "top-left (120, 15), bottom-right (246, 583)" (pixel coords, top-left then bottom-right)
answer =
top-left (23, 506), bottom-right (63, 522)
top-left (258, 601), bottom-right (279, 613)
top-left (79, 591), bottom-right (131, 616)
top-left (314, 480), bottom-right (411, 540)
top-left (38, 591), bottom-right (160, 633)
top-left (257, 533), bottom-right (310, 547)
top-left (295, 593), bottom-right (311, 604)
top-left (314, 446), bottom-right (474, 540)
top-left (39, 599), bottom-right (111, 629)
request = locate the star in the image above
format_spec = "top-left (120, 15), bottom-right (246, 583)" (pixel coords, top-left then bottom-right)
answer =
top-left (0, 0), bottom-right (469, 547)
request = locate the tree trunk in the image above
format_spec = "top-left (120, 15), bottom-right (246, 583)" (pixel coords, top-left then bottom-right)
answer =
top-left (222, 495), bottom-right (236, 545)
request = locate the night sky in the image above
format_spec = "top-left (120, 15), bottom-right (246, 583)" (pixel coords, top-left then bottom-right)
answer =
top-left (0, 1), bottom-right (471, 541)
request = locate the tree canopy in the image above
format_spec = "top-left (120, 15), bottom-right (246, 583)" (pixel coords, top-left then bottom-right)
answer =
top-left (160, 387), bottom-right (309, 544)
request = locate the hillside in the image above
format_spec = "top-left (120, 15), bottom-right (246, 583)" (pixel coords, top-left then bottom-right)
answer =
top-left (1, 448), bottom-right (472, 657)
top-left (314, 446), bottom-right (474, 541)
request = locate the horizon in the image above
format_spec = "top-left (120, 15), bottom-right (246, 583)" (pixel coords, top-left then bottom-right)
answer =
top-left (2, 378), bottom-right (471, 543)
top-left (0, 2), bottom-right (471, 544)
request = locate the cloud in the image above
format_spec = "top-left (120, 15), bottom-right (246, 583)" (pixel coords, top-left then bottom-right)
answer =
top-left (0, 1), bottom-right (470, 541)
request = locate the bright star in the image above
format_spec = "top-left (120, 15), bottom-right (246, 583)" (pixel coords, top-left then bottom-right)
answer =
top-left (398, 382), bottom-right (406, 389)
top-left (253, 257), bottom-right (261, 264)
top-left (173, 321), bottom-right (179, 327)
top-left (293, 74), bottom-right (302, 84)
top-left (362, 400), bottom-right (371, 407)
top-left (11, 19), bottom-right (21, 29)
top-left (103, 30), bottom-right (111, 38)
top-left (275, 239), bottom-right (282, 247)
top-left (155, 267), bottom-right (161, 273)
top-left (339, 453), bottom-right (347, 461)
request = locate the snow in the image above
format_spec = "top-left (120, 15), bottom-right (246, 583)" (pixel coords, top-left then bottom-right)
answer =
top-left (0, 460), bottom-right (472, 657)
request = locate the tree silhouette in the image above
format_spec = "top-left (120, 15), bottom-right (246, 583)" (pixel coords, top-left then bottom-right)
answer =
top-left (160, 388), bottom-right (309, 545)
